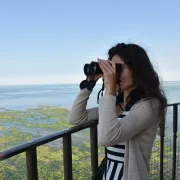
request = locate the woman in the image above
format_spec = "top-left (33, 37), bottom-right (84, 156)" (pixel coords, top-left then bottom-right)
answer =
top-left (69, 43), bottom-right (167, 180)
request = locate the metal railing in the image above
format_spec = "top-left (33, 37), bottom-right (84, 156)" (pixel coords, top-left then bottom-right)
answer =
top-left (0, 103), bottom-right (180, 180)
top-left (159, 103), bottom-right (180, 180)
top-left (0, 121), bottom-right (98, 180)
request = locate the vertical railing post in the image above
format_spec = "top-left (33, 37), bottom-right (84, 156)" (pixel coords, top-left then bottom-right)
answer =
top-left (172, 105), bottom-right (178, 180)
top-left (26, 148), bottom-right (38, 180)
top-left (63, 135), bottom-right (72, 180)
top-left (90, 122), bottom-right (98, 178)
top-left (160, 122), bottom-right (165, 180)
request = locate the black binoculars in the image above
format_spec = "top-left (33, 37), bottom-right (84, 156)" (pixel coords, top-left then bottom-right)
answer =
top-left (83, 61), bottom-right (122, 76)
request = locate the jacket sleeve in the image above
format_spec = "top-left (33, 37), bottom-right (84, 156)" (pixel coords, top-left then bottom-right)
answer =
top-left (68, 88), bottom-right (99, 125)
top-left (98, 95), bottom-right (160, 146)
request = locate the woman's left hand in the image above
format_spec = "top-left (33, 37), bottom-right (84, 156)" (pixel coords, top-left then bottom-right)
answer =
top-left (98, 58), bottom-right (116, 96)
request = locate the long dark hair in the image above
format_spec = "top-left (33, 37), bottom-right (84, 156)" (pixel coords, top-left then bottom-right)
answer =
top-left (108, 43), bottom-right (167, 127)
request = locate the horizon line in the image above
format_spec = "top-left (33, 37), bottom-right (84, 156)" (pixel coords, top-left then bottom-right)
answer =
top-left (0, 81), bottom-right (180, 87)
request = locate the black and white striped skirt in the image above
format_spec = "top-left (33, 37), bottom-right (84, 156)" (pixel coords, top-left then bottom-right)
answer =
top-left (102, 143), bottom-right (125, 180)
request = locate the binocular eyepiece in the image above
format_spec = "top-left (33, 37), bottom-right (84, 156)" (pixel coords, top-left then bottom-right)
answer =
top-left (83, 61), bottom-right (122, 76)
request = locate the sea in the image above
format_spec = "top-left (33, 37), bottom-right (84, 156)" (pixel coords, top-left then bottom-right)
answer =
top-left (0, 82), bottom-right (180, 134)
top-left (0, 82), bottom-right (180, 110)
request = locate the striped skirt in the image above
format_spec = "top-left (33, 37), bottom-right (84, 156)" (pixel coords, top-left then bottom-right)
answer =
top-left (102, 144), bottom-right (125, 180)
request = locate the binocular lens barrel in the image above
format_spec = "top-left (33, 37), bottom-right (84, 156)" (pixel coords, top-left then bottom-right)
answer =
top-left (84, 61), bottom-right (122, 76)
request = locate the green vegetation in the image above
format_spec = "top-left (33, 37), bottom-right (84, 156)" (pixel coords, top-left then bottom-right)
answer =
top-left (0, 106), bottom-right (179, 179)
top-left (0, 106), bottom-right (104, 180)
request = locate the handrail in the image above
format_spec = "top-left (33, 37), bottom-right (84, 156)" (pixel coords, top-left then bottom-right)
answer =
top-left (0, 120), bottom-right (98, 180)
top-left (0, 120), bottom-right (98, 161)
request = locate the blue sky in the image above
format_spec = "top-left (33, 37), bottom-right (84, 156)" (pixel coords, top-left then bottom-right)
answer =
top-left (0, 0), bottom-right (180, 85)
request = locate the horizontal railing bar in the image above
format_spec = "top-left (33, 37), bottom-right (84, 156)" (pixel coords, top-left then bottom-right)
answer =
top-left (166, 102), bottom-right (180, 107)
top-left (0, 120), bottom-right (98, 161)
